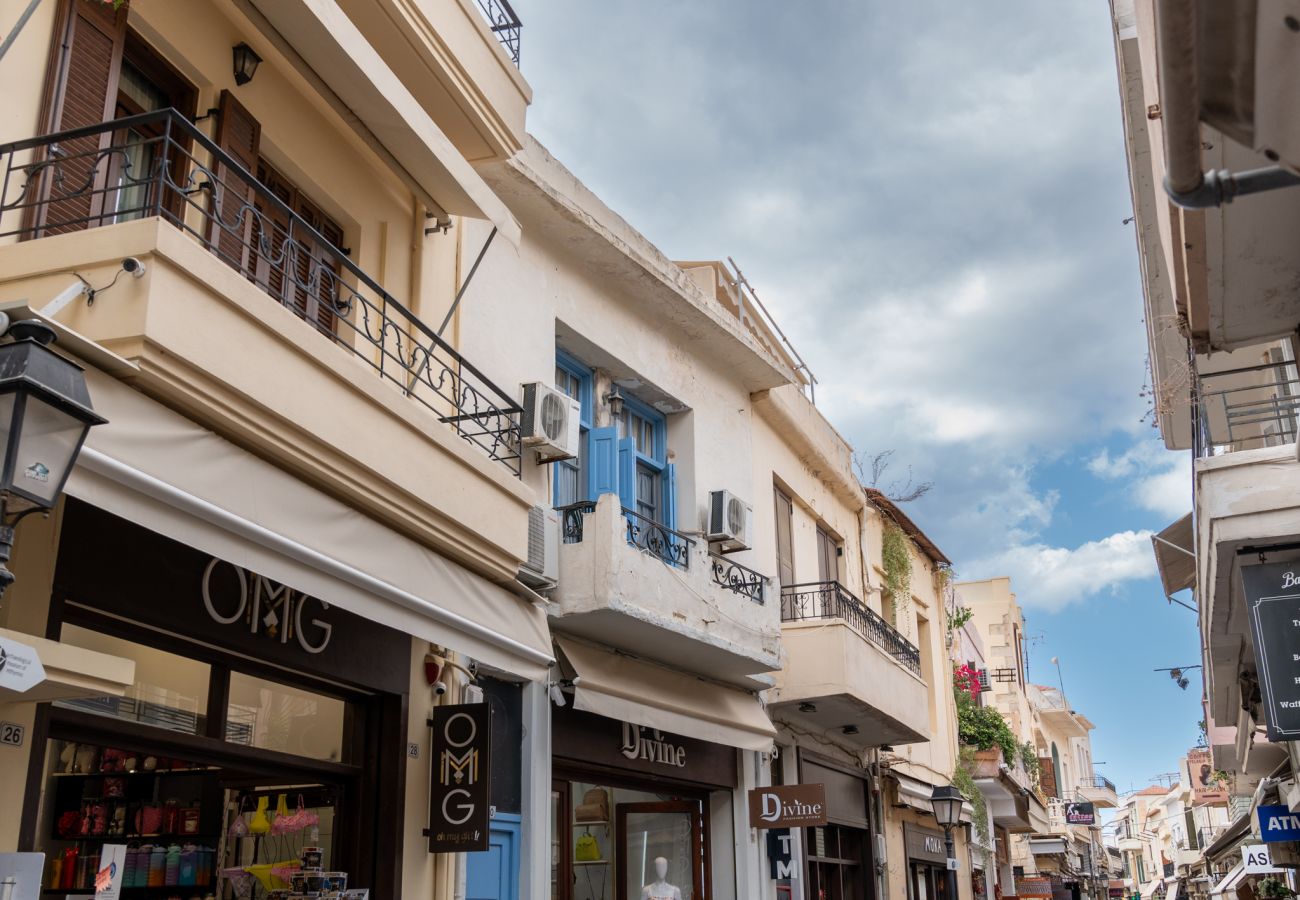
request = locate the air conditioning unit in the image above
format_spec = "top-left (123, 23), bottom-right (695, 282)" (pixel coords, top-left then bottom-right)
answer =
top-left (977, 668), bottom-right (992, 692)
top-left (707, 490), bottom-right (753, 551)
top-left (518, 505), bottom-right (559, 590)
top-left (521, 382), bottom-right (580, 462)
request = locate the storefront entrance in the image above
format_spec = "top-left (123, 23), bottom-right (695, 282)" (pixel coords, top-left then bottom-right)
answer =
top-left (799, 754), bottom-right (876, 899)
top-left (550, 705), bottom-right (738, 900)
top-left (20, 500), bottom-right (410, 899)
top-left (907, 823), bottom-right (953, 900)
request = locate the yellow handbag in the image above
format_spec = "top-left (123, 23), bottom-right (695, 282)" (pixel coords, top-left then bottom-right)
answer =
top-left (574, 831), bottom-right (601, 863)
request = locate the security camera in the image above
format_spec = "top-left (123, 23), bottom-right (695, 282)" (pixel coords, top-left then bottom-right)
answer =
top-left (433, 681), bottom-right (448, 696)
top-left (121, 257), bottom-right (146, 278)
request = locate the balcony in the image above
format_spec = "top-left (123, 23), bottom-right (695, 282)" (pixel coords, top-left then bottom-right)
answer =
top-left (771, 580), bottom-right (930, 746)
top-left (472, 0), bottom-right (523, 66)
top-left (1079, 774), bottom-right (1119, 809)
top-left (553, 496), bottom-right (781, 685)
top-left (969, 747), bottom-right (1043, 834)
top-left (0, 111), bottom-right (534, 581)
top-left (1194, 357), bottom-right (1300, 458)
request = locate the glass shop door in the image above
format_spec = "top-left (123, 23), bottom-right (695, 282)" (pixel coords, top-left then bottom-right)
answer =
top-left (615, 801), bottom-right (705, 900)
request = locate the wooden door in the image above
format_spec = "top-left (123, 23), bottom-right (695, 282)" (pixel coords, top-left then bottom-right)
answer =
top-left (816, 525), bottom-right (841, 584)
top-left (774, 487), bottom-right (795, 589)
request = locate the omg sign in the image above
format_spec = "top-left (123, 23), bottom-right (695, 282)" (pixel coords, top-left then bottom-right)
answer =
top-left (428, 703), bottom-right (492, 853)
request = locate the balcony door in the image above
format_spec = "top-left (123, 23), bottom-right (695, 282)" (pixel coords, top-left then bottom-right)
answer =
top-left (816, 525), bottom-right (841, 585)
top-left (774, 487), bottom-right (795, 590)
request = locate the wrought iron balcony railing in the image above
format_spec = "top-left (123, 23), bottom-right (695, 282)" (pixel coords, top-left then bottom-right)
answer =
top-left (472, 0), bottom-right (522, 66)
top-left (1084, 774), bottom-right (1117, 793)
top-left (558, 501), bottom-right (596, 544)
top-left (623, 506), bottom-right (693, 569)
top-left (709, 553), bottom-right (766, 604)
top-left (0, 110), bottom-right (522, 475)
top-left (1194, 358), bottom-right (1300, 458)
top-left (779, 580), bottom-right (922, 675)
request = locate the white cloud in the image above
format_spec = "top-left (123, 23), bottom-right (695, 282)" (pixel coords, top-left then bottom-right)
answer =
top-left (1087, 441), bottom-right (1192, 518)
top-left (972, 530), bottom-right (1157, 612)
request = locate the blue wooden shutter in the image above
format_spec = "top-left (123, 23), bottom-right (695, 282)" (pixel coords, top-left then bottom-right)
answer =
top-left (588, 426), bottom-right (618, 498)
top-left (664, 462), bottom-right (678, 531)
top-left (617, 437), bottom-right (636, 511)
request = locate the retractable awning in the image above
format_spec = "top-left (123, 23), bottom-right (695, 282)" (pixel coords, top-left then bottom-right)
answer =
top-left (887, 772), bottom-right (974, 822)
top-left (1141, 880), bottom-right (1163, 898)
top-left (555, 637), bottom-right (775, 751)
top-left (1166, 878), bottom-right (1181, 900)
top-left (1152, 513), bottom-right (1195, 597)
top-left (67, 370), bottom-right (553, 681)
top-left (1210, 863), bottom-right (1246, 897)
top-left (241, 0), bottom-right (521, 244)
top-left (1030, 838), bottom-right (1069, 856)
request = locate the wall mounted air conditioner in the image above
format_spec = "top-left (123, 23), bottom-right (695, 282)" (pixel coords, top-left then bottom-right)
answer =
top-left (707, 489), bottom-right (753, 551)
top-left (521, 382), bottom-right (580, 462)
top-left (518, 505), bottom-right (559, 590)
top-left (977, 668), bottom-right (992, 692)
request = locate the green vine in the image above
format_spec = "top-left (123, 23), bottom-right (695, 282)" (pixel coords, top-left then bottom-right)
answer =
top-left (947, 605), bottom-right (973, 643)
top-left (882, 522), bottom-right (912, 631)
top-left (954, 748), bottom-right (991, 867)
top-left (1020, 742), bottom-right (1042, 788)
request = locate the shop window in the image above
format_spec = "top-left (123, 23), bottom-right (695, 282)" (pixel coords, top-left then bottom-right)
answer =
top-left (56, 624), bottom-right (210, 735)
top-left (225, 672), bottom-right (346, 762)
top-left (807, 824), bottom-right (868, 898)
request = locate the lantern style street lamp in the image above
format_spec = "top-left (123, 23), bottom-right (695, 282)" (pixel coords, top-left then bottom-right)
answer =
top-left (0, 320), bottom-right (105, 596)
top-left (232, 42), bottom-right (262, 86)
top-left (930, 784), bottom-right (964, 900)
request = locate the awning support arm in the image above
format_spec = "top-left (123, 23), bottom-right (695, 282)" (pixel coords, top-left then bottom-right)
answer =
top-left (437, 226), bottom-right (496, 337)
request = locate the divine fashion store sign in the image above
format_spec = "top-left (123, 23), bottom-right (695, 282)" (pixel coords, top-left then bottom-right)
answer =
top-left (428, 703), bottom-right (492, 853)
top-left (747, 784), bottom-right (829, 829)
top-left (1241, 562), bottom-right (1300, 741)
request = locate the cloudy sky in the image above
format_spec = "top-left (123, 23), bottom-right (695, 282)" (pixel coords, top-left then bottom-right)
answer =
top-left (507, 0), bottom-right (1202, 791)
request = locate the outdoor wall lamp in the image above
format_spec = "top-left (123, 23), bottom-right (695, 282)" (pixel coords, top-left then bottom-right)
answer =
top-left (232, 42), bottom-right (262, 86)
top-left (604, 385), bottom-right (624, 419)
top-left (930, 784), bottom-right (963, 900)
top-left (0, 320), bottom-right (105, 598)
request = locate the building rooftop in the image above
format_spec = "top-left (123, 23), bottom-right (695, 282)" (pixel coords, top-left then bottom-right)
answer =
top-left (865, 488), bottom-right (953, 566)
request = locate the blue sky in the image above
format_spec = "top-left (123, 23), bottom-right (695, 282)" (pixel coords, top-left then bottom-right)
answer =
top-left (505, 0), bottom-right (1203, 793)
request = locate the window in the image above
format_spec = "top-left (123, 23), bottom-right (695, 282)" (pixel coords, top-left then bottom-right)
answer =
top-left (618, 396), bottom-right (666, 524)
top-left (816, 525), bottom-right (842, 583)
top-left (553, 353), bottom-right (592, 507)
top-left (774, 487), bottom-right (795, 589)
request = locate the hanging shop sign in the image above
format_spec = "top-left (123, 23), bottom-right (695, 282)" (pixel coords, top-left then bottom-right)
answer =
top-left (748, 784), bottom-right (828, 829)
top-left (1240, 562), bottom-right (1300, 741)
top-left (0, 634), bottom-right (45, 693)
top-left (1243, 844), bottom-right (1284, 874)
top-left (1257, 805), bottom-right (1300, 843)
top-left (1186, 748), bottom-right (1230, 805)
top-left (1065, 802), bottom-right (1096, 826)
top-left (766, 829), bottom-right (797, 881)
top-left (1016, 877), bottom-right (1054, 899)
top-left (427, 703), bottom-right (492, 853)
top-left (53, 500), bottom-right (409, 694)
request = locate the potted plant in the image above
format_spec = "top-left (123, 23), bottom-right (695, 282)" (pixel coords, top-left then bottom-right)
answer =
top-left (1257, 876), bottom-right (1295, 899)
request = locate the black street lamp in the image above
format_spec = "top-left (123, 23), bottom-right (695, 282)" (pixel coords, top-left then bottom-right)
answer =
top-left (0, 320), bottom-right (105, 596)
top-left (931, 784), bottom-right (964, 900)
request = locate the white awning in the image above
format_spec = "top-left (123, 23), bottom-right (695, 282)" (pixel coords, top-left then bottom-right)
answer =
top-left (1030, 838), bottom-right (1069, 856)
top-left (1152, 513), bottom-right (1195, 597)
top-left (241, 0), bottom-right (521, 244)
top-left (1166, 878), bottom-right (1181, 900)
top-left (67, 370), bottom-right (553, 681)
top-left (1141, 880), bottom-right (1163, 899)
top-left (1210, 863), bottom-right (1246, 897)
top-left (888, 772), bottom-right (974, 822)
top-left (555, 637), bottom-right (775, 751)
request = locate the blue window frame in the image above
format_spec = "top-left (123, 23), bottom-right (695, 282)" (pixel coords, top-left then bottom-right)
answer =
top-left (553, 351), bottom-right (592, 508)
top-left (617, 394), bottom-right (668, 525)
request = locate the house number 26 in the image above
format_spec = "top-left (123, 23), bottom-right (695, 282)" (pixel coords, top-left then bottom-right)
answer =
top-left (0, 721), bottom-right (25, 747)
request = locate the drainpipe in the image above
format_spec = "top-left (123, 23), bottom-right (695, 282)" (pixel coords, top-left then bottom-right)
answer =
top-left (1156, 0), bottom-right (1300, 207)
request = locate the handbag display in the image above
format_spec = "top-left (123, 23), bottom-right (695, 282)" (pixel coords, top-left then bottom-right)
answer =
top-left (574, 788), bottom-right (610, 824)
top-left (573, 831), bottom-right (602, 863)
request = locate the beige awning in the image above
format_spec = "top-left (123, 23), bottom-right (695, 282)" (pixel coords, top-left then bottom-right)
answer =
top-left (240, 0), bottom-right (521, 244)
top-left (66, 370), bottom-right (553, 681)
top-left (887, 772), bottom-right (974, 823)
top-left (1152, 513), bottom-right (1195, 597)
top-left (555, 637), bottom-right (775, 751)
top-left (1210, 863), bottom-right (1246, 897)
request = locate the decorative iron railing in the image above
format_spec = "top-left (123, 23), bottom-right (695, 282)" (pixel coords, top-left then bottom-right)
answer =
top-left (1085, 774), bottom-right (1117, 793)
top-left (709, 553), bottom-right (766, 604)
top-left (780, 580), bottom-right (922, 675)
top-left (623, 506), bottom-right (693, 569)
top-left (472, 0), bottom-right (522, 66)
top-left (1194, 358), bottom-right (1300, 458)
top-left (557, 501), bottom-right (595, 544)
top-left (0, 110), bottom-right (523, 475)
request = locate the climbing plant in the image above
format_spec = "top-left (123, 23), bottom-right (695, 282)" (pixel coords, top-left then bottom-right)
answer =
top-left (1020, 742), bottom-right (1042, 788)
top-left (954, 748), bottom-right (992, 868)
top-left (882, 522), bottom-right (912, 630)
top-left (954, 663), bottom-right (1018, 763)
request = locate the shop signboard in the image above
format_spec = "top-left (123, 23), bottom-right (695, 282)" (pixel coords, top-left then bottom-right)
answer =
top-left (1240, 562), bottom-right (1300, 740)
top-left (748, 784), bottom-right (828, 829)
top-left (1243, 844), bottom-right (1284, 874)
top-left (1065, 802), bottom-right (1096, 826)
top-left (1017, 876), bottom-right (1054, 899)
top-left (766, 829), bottom-right (796, 880)
top-left (1186, 748), bottom-right (1230, 805)
top-left (427, 703), bottom-right (491, 853)
top-left (905, 823), bottom-right (948, 864)
top-left (1257, 805), bottom-right (1300, 843)
top-left (0, 634), bottom-right (45, 693)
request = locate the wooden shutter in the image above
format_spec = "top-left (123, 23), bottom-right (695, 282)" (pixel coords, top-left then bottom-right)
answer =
top-left (1038, 757), bottom-right (1058, 797)
top-left (816, 526), bottom-right (840, 583)
top-left (30, 0), bottom-right (128, 236)
top-left (774, 487), bottom-right (795, 588)
top-left (588, 427), bottom-right (619, 498)
top-left (209, 89), bottom-right (261, 272)
top-left (617, 437), bottom-right (636, 513)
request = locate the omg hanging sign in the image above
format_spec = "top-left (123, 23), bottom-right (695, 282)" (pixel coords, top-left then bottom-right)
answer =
top-left (427, 703), bottom-right (492, 853)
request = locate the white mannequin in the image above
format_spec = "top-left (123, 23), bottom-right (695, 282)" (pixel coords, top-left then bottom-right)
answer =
top-left (640, 857), bottom-right (682, 900)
